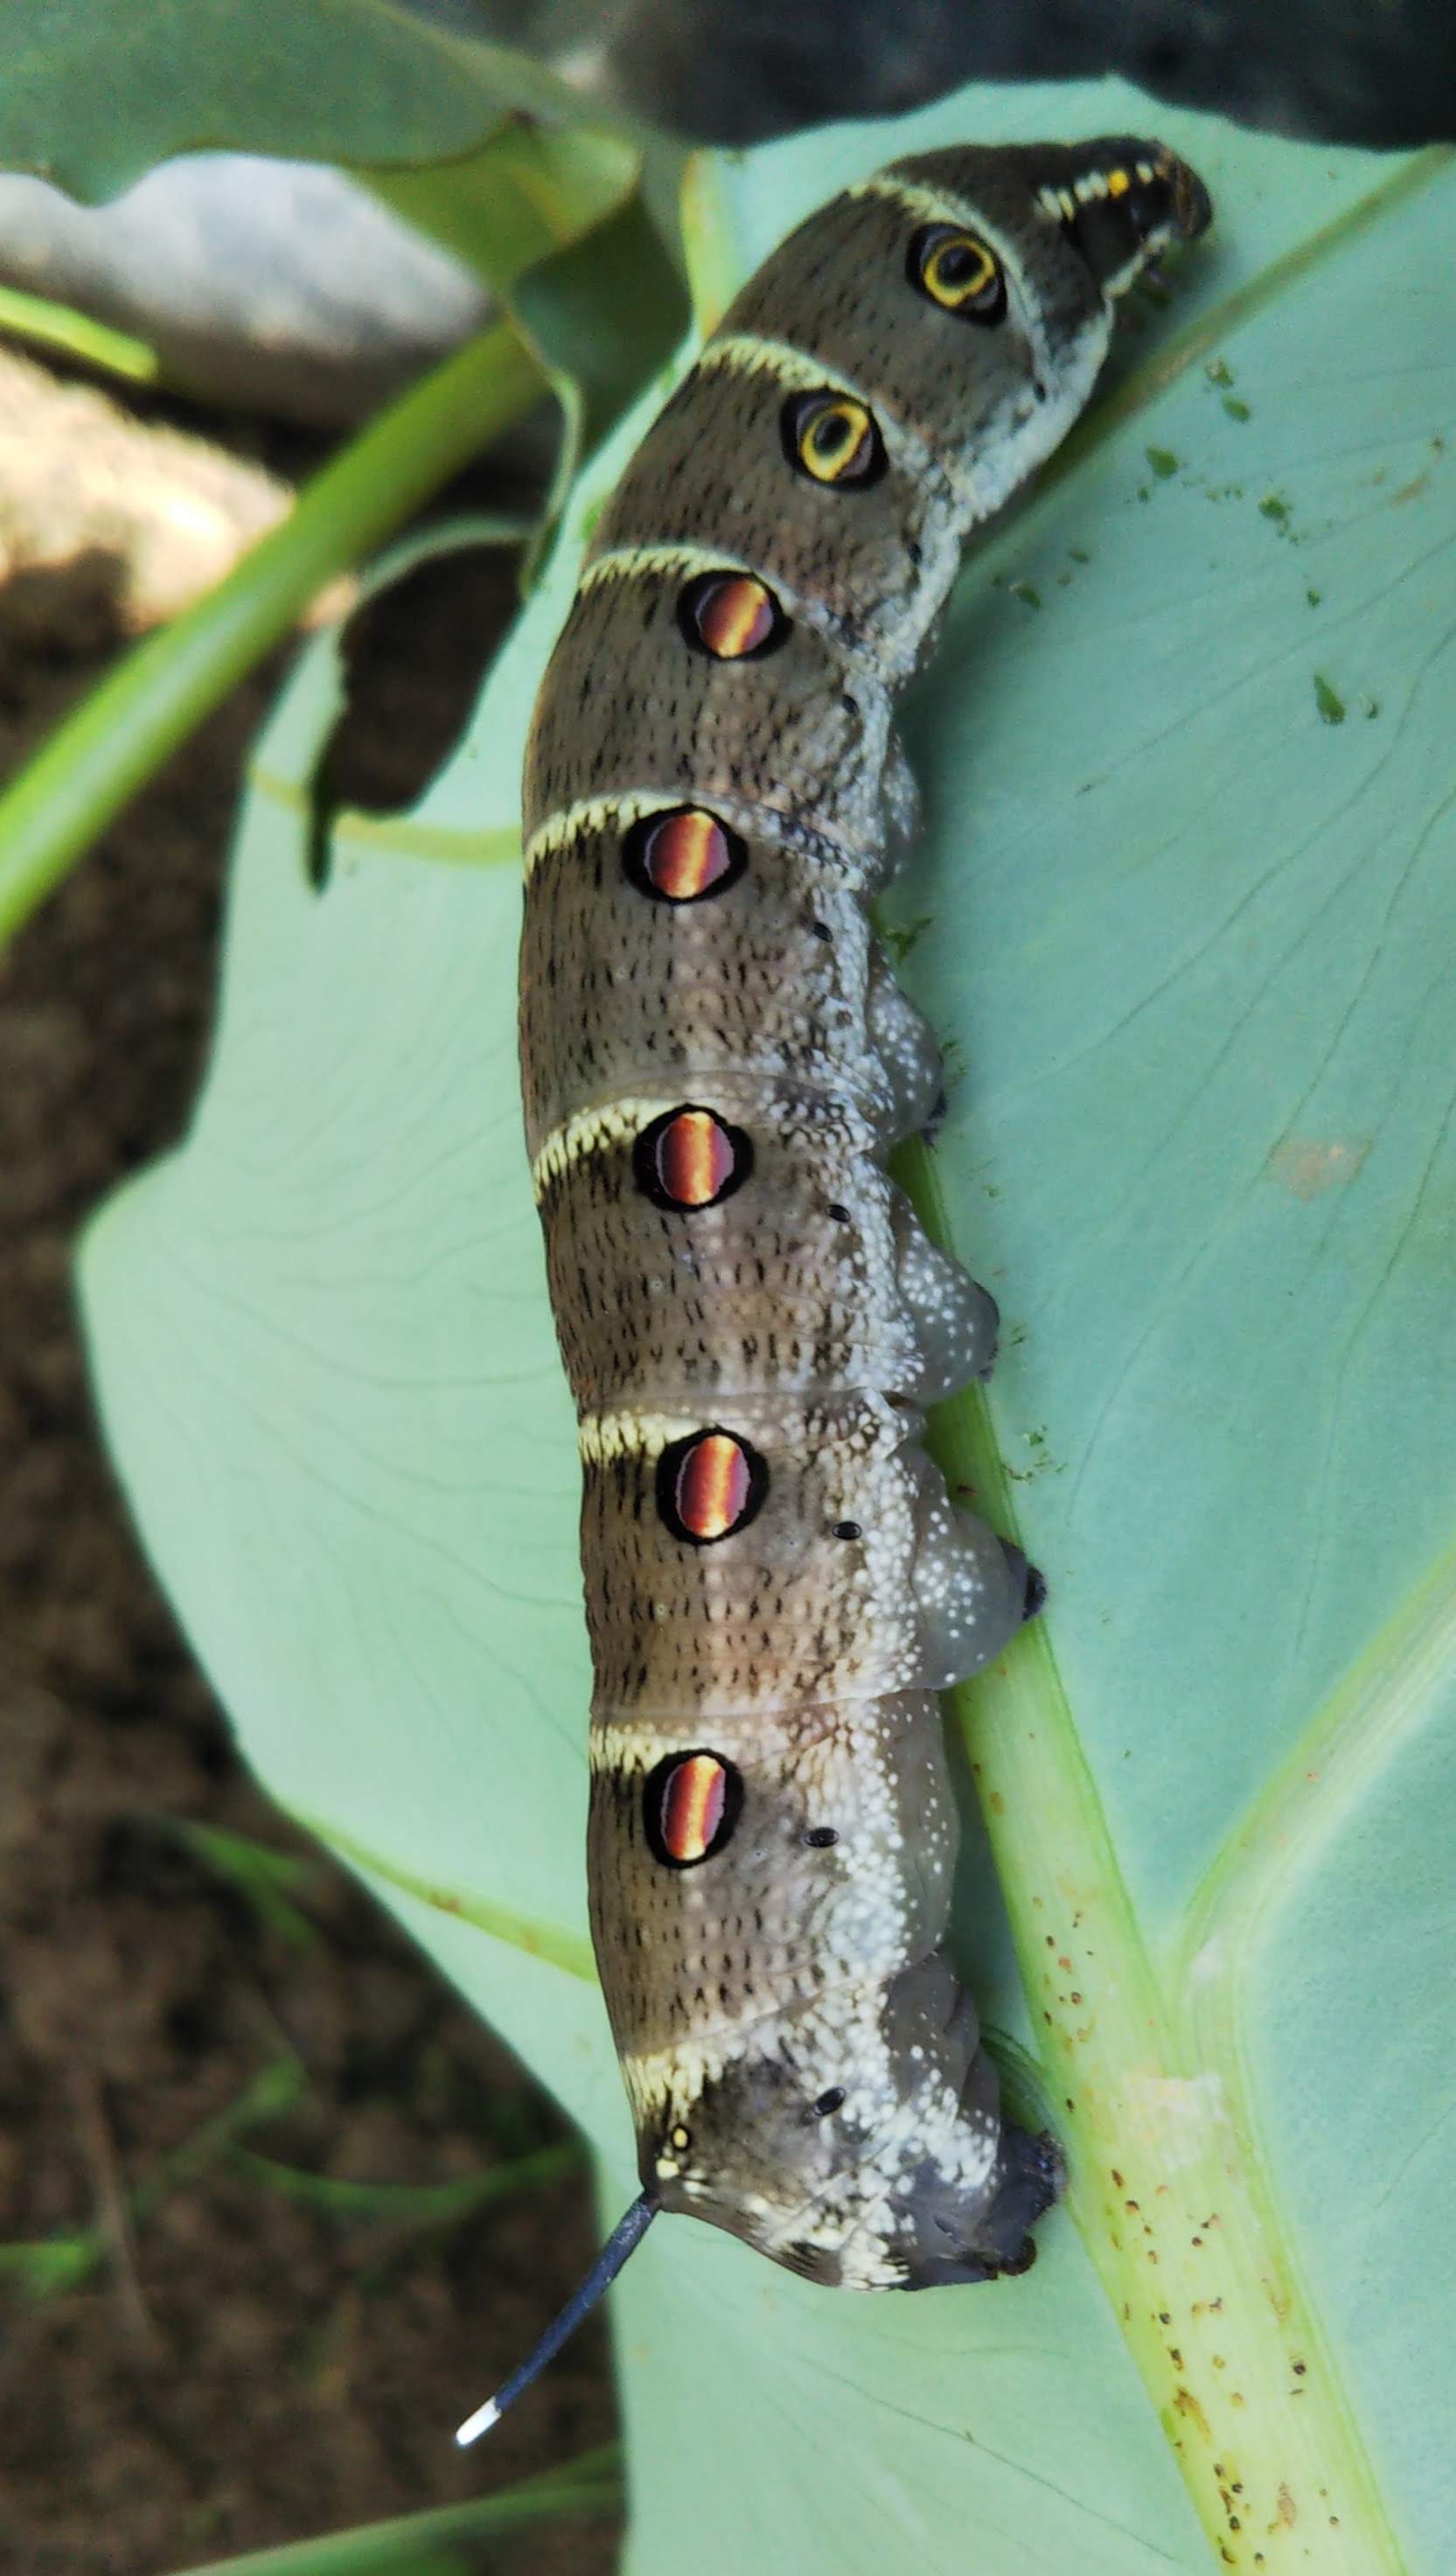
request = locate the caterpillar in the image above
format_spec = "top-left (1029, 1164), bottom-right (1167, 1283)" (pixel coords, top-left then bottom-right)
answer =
top-left (459, 131), bottom-right (1211, 2443)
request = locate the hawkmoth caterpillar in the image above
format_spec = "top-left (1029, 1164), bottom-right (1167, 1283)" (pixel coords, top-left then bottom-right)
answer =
top-left (460, 130), bottom-right (1211, 2442)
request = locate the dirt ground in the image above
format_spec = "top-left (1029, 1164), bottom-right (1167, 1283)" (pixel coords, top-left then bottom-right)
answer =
top-left (0, 346), bottom-right (618, 2576)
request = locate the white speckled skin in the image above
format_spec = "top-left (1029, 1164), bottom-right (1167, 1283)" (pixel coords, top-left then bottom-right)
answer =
top-left (518, 138), bottom-right (1212, 2289)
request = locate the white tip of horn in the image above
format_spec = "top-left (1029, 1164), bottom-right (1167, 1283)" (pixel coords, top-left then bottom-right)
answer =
top-left (455, 2395), bottom-right (501, 2447)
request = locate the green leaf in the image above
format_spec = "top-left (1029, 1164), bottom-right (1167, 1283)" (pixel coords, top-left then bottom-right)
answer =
top-left (366, 122), bottom-right (689, 573)
top-left (364, 123), bottom-right (641, 294)
top-left (0, 3), bottom-right (591, 203)
top-left (80, 80), bottom-right (1456, 2576)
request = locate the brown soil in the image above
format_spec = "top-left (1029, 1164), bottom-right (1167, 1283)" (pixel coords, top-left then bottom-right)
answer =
top-left (0, 350), bottom-right (617, 2576)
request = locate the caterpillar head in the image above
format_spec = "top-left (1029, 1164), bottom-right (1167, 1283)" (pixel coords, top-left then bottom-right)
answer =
top-left (639, 1952), bottom-right (1062, 2290)
top-left (896, 135), bottom-right (1210, 303)
top-left (456, 1960), bottom-right (1061, 2450)
top-left (857, 136), bottom-right (1210, 515)
top-left (1028, 136), bottom-right (1213, 296)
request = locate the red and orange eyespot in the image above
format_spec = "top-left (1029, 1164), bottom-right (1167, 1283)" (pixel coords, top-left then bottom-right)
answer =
top-left (677, 569), bottom-right (789, 660)
top-left (657, 1426), bottom-right (767, 1545)
top-left (781, 389), bottom-right (886, 489)
top-left (908, 223), bottom-right (1007, 324)
top-left (633, 1105), bottom-right (752, 1212)
top-left (644, 1748), bottom-right (742, 1869)
top-left (621, 805), bottom-right (746, 904)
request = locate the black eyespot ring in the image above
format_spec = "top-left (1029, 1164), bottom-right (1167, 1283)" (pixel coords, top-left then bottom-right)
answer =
top-left (621, 805), bottom-right (747, 905)
top-left (657, 1427), bottom-right (769, 1546)
top-left (678, 569), bottom-right (791, 660)
top-left (632, 1104), bottom-right (753, 1213)
top-left (908, 223), bottom-right (1007, 324)
top-left (780, 389), bottom-right (887, 489)
top-left (644, 1750), bottom-right (743, 1870)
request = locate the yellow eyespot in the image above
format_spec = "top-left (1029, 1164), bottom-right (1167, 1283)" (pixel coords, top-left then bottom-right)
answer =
top-left (782, 390), bottom-right (886, 488)
top-left (909, 224), bottom-right (1006, 324)
top-left (1106, 166), bottom-right (1132, 199)
top-left (669, 2123), bottom-right (692, 2152)
top-left (802, 397), bottom-right (872, 482)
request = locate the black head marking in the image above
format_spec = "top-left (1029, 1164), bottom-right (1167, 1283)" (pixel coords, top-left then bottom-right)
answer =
top-left (1035, 137), bottom-right (1212, 296)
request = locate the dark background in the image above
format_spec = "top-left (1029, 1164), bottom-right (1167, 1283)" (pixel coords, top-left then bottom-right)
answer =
top-left (424, 0), bottom-right (1456, 145)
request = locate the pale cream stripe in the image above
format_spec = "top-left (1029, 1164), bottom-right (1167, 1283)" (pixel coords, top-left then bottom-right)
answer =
top-left (848, 171), bottom-right (996, 233)
top-left (587, 1721), bottom-right (678, 1775)
top-left (577, 1408), bottom-right (696, 1467)
top-left (622, 2036), bottom-right (726, 2113)
top-left (577, 540), bottom-right (753, 596)
top-left (588, 1705), bottom-right (844, 1772)
top-left (522, 790), bottom-right (664, 879)
top-left (1036, 184), bottom-right (1082, 225)
top-left (578, 537), bottom-right (845, 658)
top-left (849, 169), bottom-right (1044, 306)
top-left (522, 786), bottom-right (874, 888)
top-left (697, 331), bottom-right (860, 395)
top-left (850, 171), bottom-right (1065, 442)
top-left (575, 537), bottom-right (895, 675)
top-left (694, 331), bottom-right (972, 511)
top-left (530, 1097), bottom-right (667, 1200)
top-left (1035, 155), bottom-right (1160, 226)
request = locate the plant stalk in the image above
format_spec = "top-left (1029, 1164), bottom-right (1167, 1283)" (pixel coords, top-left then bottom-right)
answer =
top-left (0, 320), bottom-right (546, 950)
top-left (898, 1133), bottom-right (1404, 2575)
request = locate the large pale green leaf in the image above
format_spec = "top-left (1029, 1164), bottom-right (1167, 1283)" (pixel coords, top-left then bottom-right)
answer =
top-left (0, 3), bottom-right (587, 202)
top-left (80, 80), bottom-right (1456, 2576)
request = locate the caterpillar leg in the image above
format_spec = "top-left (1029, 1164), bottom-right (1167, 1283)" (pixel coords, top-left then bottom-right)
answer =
top-left (909, 1459), bottom-right (1046, 1682)
top-left (892, 1192), bottom-right (1000, 1394)
top-left (972, 2125), bottom-right (1065, 2274)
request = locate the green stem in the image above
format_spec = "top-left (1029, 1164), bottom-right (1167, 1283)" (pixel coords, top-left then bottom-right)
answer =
top-left (231, 2137), bottom-right (582, 2223)
top-left (0, 281), bottom-right (160, 383)
top-left (0, 320), bottom-right (546, 949)
top-left (896, 1135), bottom-right (1403, 2574)
top-left (162, 2446), bottom-right (621, 2576)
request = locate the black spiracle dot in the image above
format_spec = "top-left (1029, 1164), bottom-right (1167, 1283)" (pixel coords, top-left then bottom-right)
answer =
top-left (833, 1520), bottom-right (862, 1542)
top-left (826, 1201), bottom-right (851, 1224)
top-left (804, 1826), bottom-right (838, 1849)
top-left (812, 2086), bottom-right (846, 2120)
